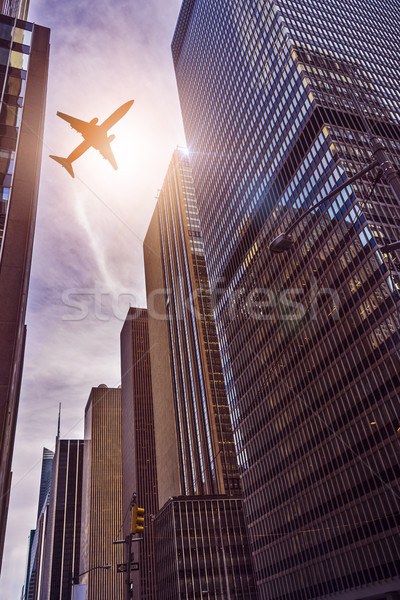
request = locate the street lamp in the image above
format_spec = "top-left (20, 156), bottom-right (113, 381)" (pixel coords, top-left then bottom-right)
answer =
top-left (72, 563), bottom-right (111, 584)
top-left (71, 564), bottom-right (111, 600)
top-left (269, 137), bottom-right (400, 254)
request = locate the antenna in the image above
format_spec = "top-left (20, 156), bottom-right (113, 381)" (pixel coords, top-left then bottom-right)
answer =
top-left (57, 403), bottom-right (61, 439)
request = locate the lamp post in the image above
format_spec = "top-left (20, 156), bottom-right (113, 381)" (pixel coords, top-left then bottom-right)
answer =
top-left (71, 564), bottom-right (111, 599)
top-left (113, 493), bottom-right (144, 600)
top-left (269, 137), bottom-right (400, 254)
top-left (113, 535), bottom-right (143, 599)
top-left (73, 564), bottom-right (111, 582)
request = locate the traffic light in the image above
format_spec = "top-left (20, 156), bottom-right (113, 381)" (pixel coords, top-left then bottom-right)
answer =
top-left (131, 506), bottom-right (145, 534)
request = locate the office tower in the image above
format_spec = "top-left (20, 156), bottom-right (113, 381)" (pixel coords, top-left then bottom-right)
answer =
top-left (0, 13), bottom-right (49, 571)
top-left (144, 148), bottom-right (241, 503)
top-left (80, 386), bottom-right (124, 600)
top-left (23, 448), bottom-right (54, 600)
top-left (173, 1), bottom-right (400, 599)
top-left (120, 308), bottom-right (158, 599)
top-left (40, 440), bottom-right (83, 600)
top-left (36, 447), bottom-right (54, 521)
top-left (24, 531), bottom-right (35, 600)
top-left (156, 496), bottom-right (255, 600)
top-left (144, 149), bottom-right (256, 599)
top-left (0, 0), bottom-right (29, 19)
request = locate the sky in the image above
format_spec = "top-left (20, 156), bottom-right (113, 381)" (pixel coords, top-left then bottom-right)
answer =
top-left (0, 0), bottom-right (185, 596)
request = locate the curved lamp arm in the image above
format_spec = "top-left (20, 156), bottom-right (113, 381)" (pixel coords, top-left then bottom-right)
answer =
top-left (269, 159), bottom-right (379, 253)
top-left (73, 564), bottom-right (111, 584)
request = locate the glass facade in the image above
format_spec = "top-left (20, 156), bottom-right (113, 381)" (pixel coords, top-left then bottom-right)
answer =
top-left (23, 447), bottom-right (54, 600)
top-left (0, 14), bottom-right (32, 251)
top-left (145, 150), bottom-right (256, 598)
top-left (153, 148), bottom-right (241, 498)
top-left (155, 496), bottom-right (256, 600)
top-left (40, 440), bottom-right (83, 600)
top-left (0, 0), bottom-right (29, 20)
top-left (0, 15), bottom-right (48, 572)
top-left (173, 1), bottom-right (400, 599)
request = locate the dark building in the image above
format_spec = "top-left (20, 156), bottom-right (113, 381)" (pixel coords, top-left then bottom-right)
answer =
top-left (144, 149), bottom-right (256, 599)
top-left (156, 496), bottom-right (255, 600)
top-left (173, 1), bottom-right (400, 599)
top-left (144, 148), bottom-right (241, 504)
top-left (24, 531), bottom-right (35, 600)
top-left (80, 386), bottom-right (124, 600)
top-left (23, 447), bottom-right (54, 600)
top-left (40, 439), bottom-right (83, 600)
top-left (120, 308), bottom-right (158, 599)
top-left (0, 13), bottom-right (49, 570)
top-left (35, 448), bottom-right (54, 522)
top-left (0, 0), bottom-right (29, 19)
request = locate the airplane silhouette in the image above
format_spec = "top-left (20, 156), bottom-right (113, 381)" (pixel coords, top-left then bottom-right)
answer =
top-left (50, 99), bottom-right (134, 178)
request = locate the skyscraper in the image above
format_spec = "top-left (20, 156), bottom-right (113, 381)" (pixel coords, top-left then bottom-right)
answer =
top-left (144, 148), bottom-right (241, 502)
top-left (40, 440), bottom-right (83, 600)
top-left (144, 149), bottom-right (256, 599)
top-left (23, 447), bottom-right (54, 600)
top-left (120, 308), bottom-right (158, 599)
top-left (0, 0), bottom-right (29, 19)
top-left (80, 386), bottom-right (124, 600)
top-left (0, 12), bottom-right (49, 571)
top-left (156, 495), bottom-right (255, 600)
top-left (173, 1), bottom-right (400, 599)
top-left (35, 448), bottom-right (54, 523)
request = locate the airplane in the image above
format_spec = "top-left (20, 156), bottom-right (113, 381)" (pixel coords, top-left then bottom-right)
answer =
top-left (50, 99), bottom-right (134, 178)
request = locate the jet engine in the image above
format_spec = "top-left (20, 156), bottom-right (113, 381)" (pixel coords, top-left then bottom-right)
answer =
top-left (90, 118), bottom-right (99, 125)
top-left (108, 134), bottom-right (115, 143)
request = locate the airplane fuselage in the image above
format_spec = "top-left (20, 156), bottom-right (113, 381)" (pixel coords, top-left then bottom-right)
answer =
top-left (80, 124), bottom-right (110, 151)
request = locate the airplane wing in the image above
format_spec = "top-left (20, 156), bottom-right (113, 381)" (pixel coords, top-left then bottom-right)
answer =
top-left (57, 111), bottom-right (90, 135)
top-left (98, 141), bottom-right (118, 170)
top-left (100, 100), bottom-right (134, 131)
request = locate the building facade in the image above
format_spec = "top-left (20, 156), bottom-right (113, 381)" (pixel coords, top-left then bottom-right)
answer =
top-left (144, 150), bottom-right (256, 599)
top-left (156, 495), bottom-right (256, 600)
top-left (40, 440), bottom-right (83, 600)
top-left (144, 148), bottom-right (241, 503)
top-left (173, 1), bottom-right (400, 599)
top-left (23, 447), bottom-right (54, 600)
top-left (0, 12), bottom-right (49, 572)
top-left (80, 386), bottom-right (124, 600)
top-left (120, 308), bottom-right (158, 599)
top-left (0, 0), bottom-right (29, 19)
top-left (23, 448), bottom-right (54, 600)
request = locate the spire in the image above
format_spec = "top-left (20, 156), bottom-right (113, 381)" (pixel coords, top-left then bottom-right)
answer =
top-left (57, 403), bottom-right (61, 439)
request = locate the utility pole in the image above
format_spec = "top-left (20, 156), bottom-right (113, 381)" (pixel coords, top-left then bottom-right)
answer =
top-left (125, 493), bottom-right (136, 600)
top-left (122, 493), bottom-right (144, 600)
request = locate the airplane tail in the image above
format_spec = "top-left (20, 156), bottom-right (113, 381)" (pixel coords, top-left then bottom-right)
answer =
top-left (49, 155), bottom-right (75, 178)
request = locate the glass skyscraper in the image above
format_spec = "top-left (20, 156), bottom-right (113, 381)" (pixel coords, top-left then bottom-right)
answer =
top-left (0, 12), bottom-right (49, 571)
top-left (0, 0), bottom-right (29, 20)
top-left (144, 148), bottom-right (256, 599)
top-left (144, 148), bottom-right (242, 501)
top-left (172, 1), bottom-right (400, 599)
top-left (23, 447), bottom-right (54, 600)
top-left (40, 440), bottom-right (83, 600)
